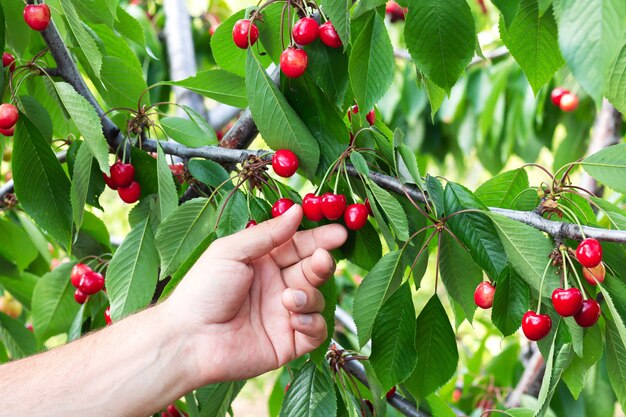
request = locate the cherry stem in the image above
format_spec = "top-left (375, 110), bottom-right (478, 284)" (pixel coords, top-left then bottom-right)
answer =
top-left (562, 248), bottom-right (568, 289)
top-left (434, 230), bottom-right (442, 294)
top-left (536, 259), bottom-right (552, 314)
top-left (563, 250), bottom-right (588, 300)
top-left (521, 163), bottom-right (555, 180)
top-left (562, 189), bottom-right (620, 230)
top-left (341, 160), bottom-right (357, 202)
top-left (408, 230), bottom-right (437, 279)
top-left (558, 204), bottom-right (586, 239)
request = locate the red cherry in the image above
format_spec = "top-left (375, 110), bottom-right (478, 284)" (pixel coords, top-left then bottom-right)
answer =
top-left (321, 193), bottom-right (346, 220)
top-left (292, 17), bottom-right (319, 45)
top-left (551, 288), bottom-right (583, 317)
top-left (521, 311), bottom-right (552, 341)
top-left (74, 288), bottom-right (88, 304)
top-left (576, 238), bottom-right (602, 268)
top-left (364, 198), bottom-right (373, 215)
top-left (319, 22), bottom-right (342, 48)
top-left (559, 93), bottom-right (579, 112)
top-left (246, 219), bottom-right (257, 228)
top-left (272, 198), bottom-right (295, 218)
top-left (0, 126), bottom-right (14, 137)
top-left (79, 271), bottom-right (105, 295)
top-left (474, 281), bottom-right (495, 309)
top-left (104, 307), bottom-right (112, 325)
top-left (344, 203), bottom-right (369, 230)
top-left (366, 109), bottom-right (375, 125)
top-left (302, 193), bottom-right (324, 221)
top-left (118, 181), bottom-right (141, 204)
top-left (280, 47), bottom-right (308, 78)
top-left (110, 162), bottom-right (135, 188)
top-left (232, 19), bottom-right (259, 49)
top-left (272, 149), bottom-right (299, 177)
top-left (25, 323), bottom-right (33, 332)
top-left (2, 52), bottom-right (15, 72)
top-left (102, 172), bottom-right (118, 190)
top-left (385, 386), bottom-right (396, 400)
top-left (574, 299), bottom-right (601, 327)
top-left (0, 104), bottom-right (19, 129)
top-left (583, 263), bottom-right (605, 286)
top-left (23, 4), bottom-right (51, 31)
top-left (386, 1), bottom-right (407, 22)
top-left (71, 263), bottom-right (92, 288)
top-left (166, 404), bottom-right (184, 417)
top-left (550, 87), bottom-right (569, 106)
top-left (169, 163), bottom-right (185, 183)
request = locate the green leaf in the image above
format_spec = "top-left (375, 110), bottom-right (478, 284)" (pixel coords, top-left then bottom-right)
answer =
top-left (55, 82), bottom-right (110, 173)
top-left (310, 277), bottom-right (336, 365)
top-left (353, 251), bottom-right (404, 347)
top-left (423, 393), bottom-right (458, 417)
top-left (0, 0), bottom-right (31, 55)
top-left (12, 119), bottom-right (72, 248)
top-left (257, 2), bottom-right (291, 64)
top-left (100, 55), bottom-right (149, 109)
top-left (115, 6), bottom-right (145, 47)
top-left (606, 41), bottom-right (626, 113)
top-left (305, 40), bottom-right (349, 107)
top-left (61, 0), bottom-right (103, 76)
top-left (156, 143), bottom-right (178, 220)
top-left (0, 272), bottom-right (37, 310)
top-left (397, 144), bottom-right (424, 188)
top-left (349, 12), bottom-right (394, 114)
top-left (73, 0), bottom-right (118, 26)
top-left (492, 267), bottom-right (530, 336)
top-left (187, 159), bottom-right (233, 189)
top-left (423, 76), bottom-right (446, 120)
top-left (404, 0), bottom-right (476, 91)
top-left (475, 168), bottom-right (529, 209)
top-left (215, 190), bottom-right (247, 238)
top-left (558, 0), bottom-right (625, 104)
top-left (444, 182), bottom-right (508, 279)
top-left (582, 143), bottom-right (626, 194)
top-left (492, 0), bottom-right (520, 26)
top-left (0, 217), bottom-right (38, 271)
top-left (107, 218), bottom-right (159, 321)
top-left (32, 263), bottom-right (80, 343)
top-left (439, 233), bottom-right (482, 323)
top-left (246, 50), bottom-right (320, 177)
top-left (70, 142), bottom-right (93, 230)
top-left (405, 295), bottom-right (459, 399)
top-left (499, 0), bottom-right (564, 94)
top-left (163, 70), bottom-right (247, 108)
top-left (605, 318), bottom-right (626, 411)
top-left (562, 324), bottom-right (603, 399)
top-left (426, 175), bottom-right (445, 218)
top-left (350, 152), bottom-right (370, 176)
top-left (597, 281), bottom-right (626, 348)
top-left (319, 0), bottom-right (350, 48)
top-left (0, 312), bottom-right (36, 359)
top-left (156, 198), bottom-right (215, 279)
top-left (340, 221), bottom-right (382, 270)
top-left (130, 148), bottom-right (158, 198)
top-left (370, 283), bottom-right (417, 392)
top-left (160, 117), bottom-right (216, 148)
top-left (487, 213), bottom-right (559, 295)
top-left (367, 180), bottom-right (409, 241)
top-left (280, 361), bottom-right (336, 417)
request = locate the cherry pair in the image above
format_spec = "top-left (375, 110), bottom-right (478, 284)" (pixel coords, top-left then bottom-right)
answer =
top-left (103, 162), bottom-right (141, 204)
top-left (70, 263), bottom-right (105, 304)
top-left (577, 238), bottom-right (606, 286)
top-left (551, 288), bottom-right (601, 325)
top-left (348, 105), bottom-right (376, 126)
top-left (550, 87), bottom-right (578, 112)
top-left (0, 103), bottom-right (19, 137)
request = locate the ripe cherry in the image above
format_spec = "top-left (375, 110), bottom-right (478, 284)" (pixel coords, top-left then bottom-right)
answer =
top-left (104, 307), bottom-right (112, 325)
top-left (71, 263), bottom-right (92, 288)
top-left (79, 271), bottom-right (105, 295)
top-left (102, 172), bottom-right (118, 190)
top-left (246, 219), bottom-right (257, 228)
top-left (574, 299), bottom-right (601, 327)
top-left (321, 193), bottom-right (346, 220)
top-left (280, 47), bottom-right (308, 78)
top-left (550, 87), bottom-right (568, 106)
top-left (559, 93), bottom-right (579, 112)
top-left (364, 198), bottom-right (373, 215)
top-left (474, 281), bottom-right (495, 309)
top-left (166, 405), bottom-right (185, 417)
top-left (2, 52), bottom-right (15, 72)
top-left (344, 203), bottom-right (368, 230)
top-left (583, 263), bottom-right (605, 286)
top-left (319, 22), bottom-right (342, 48)
top-left (0, 104), bottom-right (19, 129)
top-left (292, 17), bottom-right (319, 45)
top-left (385, 386), bottom-right (396, 400)
top-left (23, 4), bottom-right (51, 31)
top-left (110, 162), bottom-right (135, 188)
top-left (74, 288), bottom-right (88, 304)
top-left (551, 288), bottom-right (583, 317)
top-left (386, 1), bottom-right (406, 22)
top-left (576, 238), bottom-right (602, 268)
top-left (0, 127), bottom-right (14, 137)
top-left (302, 193), bottom-right (324, 221)
top-left (232, 19), bottom-right (259, 49)
top-left (366, 109), bottom-right (375, 125)
top-left (272, 149), bottom-right (299, 177)
top-left (347, 104), bottom-right (359, 122)
top-left (521, 311), bottom-right (552, 341)
top-left (272, 198), bottom-right (295, 218)
top-left (169, 163), bottom-right (185, 183)
top-left (118, 181), bottom-right (141, 204)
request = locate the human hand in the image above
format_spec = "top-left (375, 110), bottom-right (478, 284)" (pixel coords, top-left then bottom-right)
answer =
top-left (162, 204), bottom-right (347, 385)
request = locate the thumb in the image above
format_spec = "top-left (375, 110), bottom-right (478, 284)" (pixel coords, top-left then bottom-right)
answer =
top-left (210, 204), bottom-right (303, 262)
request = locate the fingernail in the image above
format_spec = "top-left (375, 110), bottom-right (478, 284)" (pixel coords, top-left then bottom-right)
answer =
top-left (292, 290), bottom-right (306, 307)
top-left (299, 314), bottom-right (313, 326)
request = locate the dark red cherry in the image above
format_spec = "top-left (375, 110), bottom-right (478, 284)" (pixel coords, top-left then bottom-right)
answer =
top-left (364, 198), bottom-right (373, 215)
top-left (74, 288), bottom-right (88, 304)
top-left (385, 386), bottom-right (396, 400)
top-left (232, 19), bottom-right (259, 49)
top-left (102, 172), bottom-right (118, 190)
top-left (521, 311), bottom-right (552, 341)
top-left (474, 281), bottom-right (495, 309)
top-left (79, 271), bottom-right (105, 295)
top-left (551, 288), bottom-right (583, 317)
top-left (118, 181), bottom-right (141, 204)
top-left (272, 149), bottom-right (299, 177)
top-left (344, 203), bottom-right (368, 230)
top-left (71, 263), bottom-right (92, 288)
top-left (321, 193), bottom-right (346, 220)
top-left (576, 238), bottom-right (602, 268)
top-left (2, 52), bottom-right (15, 72)
top-left (550, 87), bottom-right (569, 106)
top-left (110, 162), bottom-right (135, 188)
top-left (0, 104), bottom-right (19, 129)
top-left (104, 307), bottom-right (112, 325)
top-left (246, 220), bottom-right (257, 228)
top-left (292, 17), bottom-right (319, 45)
top-left (0, 126), bottom-right (14, 137)
top-left (574, 299), bottom-right (601, 327)
top-left (319, 22), bottom-right (342, 48)
top-left (386, 1), bottom-right (406, 22)
top-left (280, 47), bottom-right (308, 78)
top-left (272, 198), bottom-right (295, 218)
top-left (302, 193), bottom-right (324, 222)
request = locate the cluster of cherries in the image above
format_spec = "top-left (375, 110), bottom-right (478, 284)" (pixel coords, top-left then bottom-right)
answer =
top-left (474, 238), bottom-right (605, 341)
top-left (70, 263), bottom-right (105, 305)
top-left (232, 16), bottom-right (342, 79)
top-left (0, 103), bottom-right (18, 137)
top-left (551, 87), bottom-right (579, 112)
top-left (264, 150), bottom-right (371, 231)
top-left (102, 162), bottom-right (142, 204)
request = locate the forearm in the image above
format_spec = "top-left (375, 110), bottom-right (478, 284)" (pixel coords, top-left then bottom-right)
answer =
top-left (0, 302), bottom-right (199, 417)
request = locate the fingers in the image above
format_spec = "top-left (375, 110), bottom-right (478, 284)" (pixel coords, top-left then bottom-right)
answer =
top-left (282, 248), bottom-right (336, 289)
top-left (290, 313), bottom-right (328, 356)
top-left (270, 223), bottom-right (347, 268)
top-left (208, 205), bottom-right (303, 262)
top-left (282, 287), bottom-right (325, 314)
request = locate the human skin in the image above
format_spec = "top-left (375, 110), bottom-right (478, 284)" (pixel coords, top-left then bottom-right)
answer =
top-left (0, 205), bottom-right (347, 416)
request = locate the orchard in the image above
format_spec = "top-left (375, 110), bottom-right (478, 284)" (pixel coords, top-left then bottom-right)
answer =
top-left (0, 0), bottom-right (626, 416)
